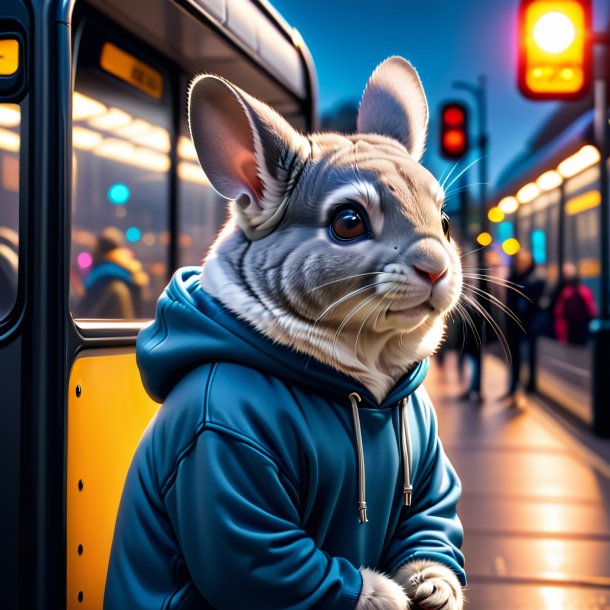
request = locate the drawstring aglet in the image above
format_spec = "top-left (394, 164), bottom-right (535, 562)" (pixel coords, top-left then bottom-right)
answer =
top-left (403, 485), bottom-right (412, 507)
top-left (358, 501), bottom-right (368, 524)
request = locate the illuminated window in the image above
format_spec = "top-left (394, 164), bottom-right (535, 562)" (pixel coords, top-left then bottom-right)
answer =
top-left (71, 25), bottom-right (170, 320)
top-left (0, 103), bottom-right (20, 321)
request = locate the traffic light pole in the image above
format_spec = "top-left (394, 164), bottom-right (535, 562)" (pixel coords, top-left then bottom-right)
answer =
top-left (590, 34), bottom-right (610, 436)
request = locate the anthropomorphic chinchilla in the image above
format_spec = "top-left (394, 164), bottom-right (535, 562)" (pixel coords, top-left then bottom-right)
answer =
top-left (105, 57), bottom-right (466, 610)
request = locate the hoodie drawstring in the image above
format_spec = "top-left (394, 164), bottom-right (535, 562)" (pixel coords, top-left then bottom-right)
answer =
top-left (400, 397), bottom-right (412, 507)
top-left (349, 392), bottom-right (368, 524)
top-left (349, 393), bottom-right (413, 524)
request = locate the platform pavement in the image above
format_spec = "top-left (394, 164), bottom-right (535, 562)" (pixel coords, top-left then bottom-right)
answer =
top-left (423, 352), bottom-right (610, 610)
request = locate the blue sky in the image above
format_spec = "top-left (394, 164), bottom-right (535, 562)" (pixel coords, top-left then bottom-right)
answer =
top-left (272, 0), bottom-right (609, 192)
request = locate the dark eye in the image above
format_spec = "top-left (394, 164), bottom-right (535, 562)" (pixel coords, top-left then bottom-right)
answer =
top-left (441, 211), bottom-right (450, 240)
top-left (331, 207), bottom-right (369, 241)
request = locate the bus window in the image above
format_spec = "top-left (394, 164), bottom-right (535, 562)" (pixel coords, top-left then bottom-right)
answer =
top-left (177, 130), bottom-right (227, 267)
top-left (71, 25), bottom-right (171, 320)
top-left (0, 103), bottom-right (19, 320)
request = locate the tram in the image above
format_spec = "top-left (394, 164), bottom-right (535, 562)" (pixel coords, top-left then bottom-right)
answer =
top-left (0, 1), bottom-right (316, 608)
top-left (492, 108), bottom-right (607, 425)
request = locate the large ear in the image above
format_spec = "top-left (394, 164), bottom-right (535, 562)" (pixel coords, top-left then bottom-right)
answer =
top-left (188, 75), bottom-right (310, 239)
top-left (357, 57), bottom-right (429, 162)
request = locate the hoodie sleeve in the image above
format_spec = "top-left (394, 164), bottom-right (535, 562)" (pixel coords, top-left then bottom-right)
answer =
top-left (164, 428), bottom-right (362, 610)
top-left (381, 392), bottom-right (466, 586)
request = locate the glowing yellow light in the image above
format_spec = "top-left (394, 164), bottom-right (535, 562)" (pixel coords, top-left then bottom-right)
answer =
top-left (73, 92), bottom-right (107, 121)
top-left (565, 190), bottom-right (601, 216)
top-left (73, 126), bottom-right (103, 150)
top-left (291, 28), bottom-right (304, 48)
top-left (132, 127), bottom-right (170, 153)
top-left (516, 182), bottom-right (540, 204)
top-left (533, 12), bottom-right (575, 54)
top-left (178, 161), bottom-right (210, 185)
top-left (476, 231), bottom-right (493, 247)
top-left (89, 107), bottom-right (132, 130)
top-left (93, 138), bottom-right (170, 172)
top-left (178, 136), bottom-right (198, 161)
top-left (0, 127), bottom-right (20, 152)
top-left (0, 104), bottom-right (20, 127)
top-left (115, 119), bottom-right (153, 139)
top-left (557, 145), bottom-right (600, 177)
top-left (488, 207), bottom-right (505, 223)
top-left (502, 238), bottom-right (521, 256)
top-left (498, 196), bottom-right (519, 214)
top-left (536, 169), bottom-right (563, 191)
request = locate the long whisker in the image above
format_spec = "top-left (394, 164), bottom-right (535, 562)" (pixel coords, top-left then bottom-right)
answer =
top-left (354, 291), bottom-right (392, 359)
top-left (443, 156), bottom-right (484, 194)
top-left (461, 273), bottom-right (530, 299)
top-left (440, 161), bottom-right (460, 192)
top-left (459, 245), bottom-right (488, 260)
top-left (453, 300), bottom-right (482, 349)
top-left (312, 272), bottom-right (380, 291)
top-left (462, 283), bottom-right (525, 332)
top-left (312, 281), bottom-right (388, 325)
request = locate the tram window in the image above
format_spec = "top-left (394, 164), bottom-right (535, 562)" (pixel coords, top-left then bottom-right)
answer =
top-left (177, 129), bottom-right (227, 267)
top-left (0, 103), bottom-right (20, 321)
top-left (71, 26), bottom-right (171, 320)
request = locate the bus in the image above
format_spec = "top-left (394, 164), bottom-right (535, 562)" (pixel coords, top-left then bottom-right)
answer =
top-left (0, 1), bottom-right (316, 607)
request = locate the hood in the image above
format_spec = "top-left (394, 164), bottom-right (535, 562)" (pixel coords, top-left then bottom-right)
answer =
top-left (137, 267), bottom-right (428, 406)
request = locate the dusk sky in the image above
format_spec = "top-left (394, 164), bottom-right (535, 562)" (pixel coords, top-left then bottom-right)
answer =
top-left (272, 0), bottom-right (609, 193)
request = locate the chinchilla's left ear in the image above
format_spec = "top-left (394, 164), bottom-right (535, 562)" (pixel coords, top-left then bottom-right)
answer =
top-left (188, 74), bottom-right (310, 240)
top-left (357, 57), bottom-right (429, 162)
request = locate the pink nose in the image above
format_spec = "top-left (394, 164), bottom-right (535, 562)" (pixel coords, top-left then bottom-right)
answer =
top-left (414, 266), bottom-right (447, 284)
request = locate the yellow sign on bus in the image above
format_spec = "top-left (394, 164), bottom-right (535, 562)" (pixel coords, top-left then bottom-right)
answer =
top-left (100, 42), bottom-right (163, 100)
top-left (0, 38), bottom-right (19, 76)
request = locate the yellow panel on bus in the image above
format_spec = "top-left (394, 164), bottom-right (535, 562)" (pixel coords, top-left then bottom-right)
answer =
top-left (67, 349), bottom-right (160, 609)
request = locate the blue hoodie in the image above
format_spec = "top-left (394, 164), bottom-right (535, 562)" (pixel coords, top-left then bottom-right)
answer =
top-left (104, 267), bottom-right (465, 610)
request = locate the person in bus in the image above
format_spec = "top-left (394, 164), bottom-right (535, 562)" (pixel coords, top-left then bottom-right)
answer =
top-left (553, 261), bottom-right (596, 345)
top-left (77, 226), bottom-right (149, 319)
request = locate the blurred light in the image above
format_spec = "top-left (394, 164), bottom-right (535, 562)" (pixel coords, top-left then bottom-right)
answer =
top-left (476, 231), bottom-right (493, 246)
top-left (0, 104), bottom-right (20, 127)
top-left (498, 196), bottom-right (519, 214)
top-left (497, 221), bottom-right (514, 243)
top-left (0, 127), bottom-right (19, 152)
top-left (73, 126), bottom-right (103, 150)
top-left (142, 232), bottom-right (156, 246)
top-left (73, 92), bottom-right (107, 121)
top-left (93, 138), bottom-right (170, 172)
top-left (291, 28), bottom-right (304, 48)
top-left (442, 130), bottom-right (466, 154)
top-left (442, 106), bottom-right (466, 126)
top-left (565, 189), bottom-right (601, 215)
top-left (533, 11), bottom-right (575, 54)
top-left (488, 207), bottom-right (505, 223)
top-left (89, 107), bottom-right (132, 130)
top-left (531, 228), bottom-right (546, 264)
top-left (125, 227), bottom-right (141, 242)
top-left (77, 252), bottom-right (93, 269)
top-left (516, 182), bottom-right (540, 203)
top-left (536, 169), bottom-right (563, 191)
top-left (440, 102), bottom-right (468, 159)
top-left (178, 161), bottom-right (210, 185)
top-left (107, 183), bottom-right (130, 205)
top-left (115, 207), bottom-right (127, 218)
top-left (132, 127), bottom-right (170, 153)
top-left (557, 144), bottom-right (600, 177)
top-left (115, 119), bottom-right (152, 139)
top-left (502, 238), bottom-right (521, 255)
top-left (178, 136), bottom-right (198, 161)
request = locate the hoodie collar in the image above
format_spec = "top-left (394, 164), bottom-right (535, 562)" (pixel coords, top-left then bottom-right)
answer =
top-left (137, 267), bottom-right (428, 407)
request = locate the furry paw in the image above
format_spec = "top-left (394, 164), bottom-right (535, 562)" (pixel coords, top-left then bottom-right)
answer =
top-left (355, 568), bottom-right (411, 610)
top-left (392, 560), bottom-right (463, 610)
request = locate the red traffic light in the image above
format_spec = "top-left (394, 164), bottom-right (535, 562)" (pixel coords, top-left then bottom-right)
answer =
top-left (440, 102), bottom-right (468, 159)
top-left (517, 0), bottom-right (592, 100)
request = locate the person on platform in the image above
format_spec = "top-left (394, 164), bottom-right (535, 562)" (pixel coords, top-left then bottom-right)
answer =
top-left (504, 249), bottom-right (545, 400)
top-left (553, 261), bottom-right (596, 346)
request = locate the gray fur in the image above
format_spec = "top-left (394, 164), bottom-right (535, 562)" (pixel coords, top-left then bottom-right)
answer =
top-left (190, 57), bottom-right (462, 401)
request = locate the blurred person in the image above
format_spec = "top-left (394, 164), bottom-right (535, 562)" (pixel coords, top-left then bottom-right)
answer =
top-left (504, 249), bottom-right (545, 399)
top-left (457, 301), bottom-right (485, 403)
top-left (554, 261), bottom-right (596, 345)
top-left (77, 227), bottom-right (149, 319)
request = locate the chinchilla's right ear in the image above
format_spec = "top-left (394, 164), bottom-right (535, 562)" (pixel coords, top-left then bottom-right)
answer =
top-left (188, 75), bottom-right (310, 240)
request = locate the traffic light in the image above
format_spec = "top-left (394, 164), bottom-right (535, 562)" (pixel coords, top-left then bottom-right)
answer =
top-left (439, 102), bottom-right (468, 159)
top-left (518, 0), bottom-right (592, 100)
